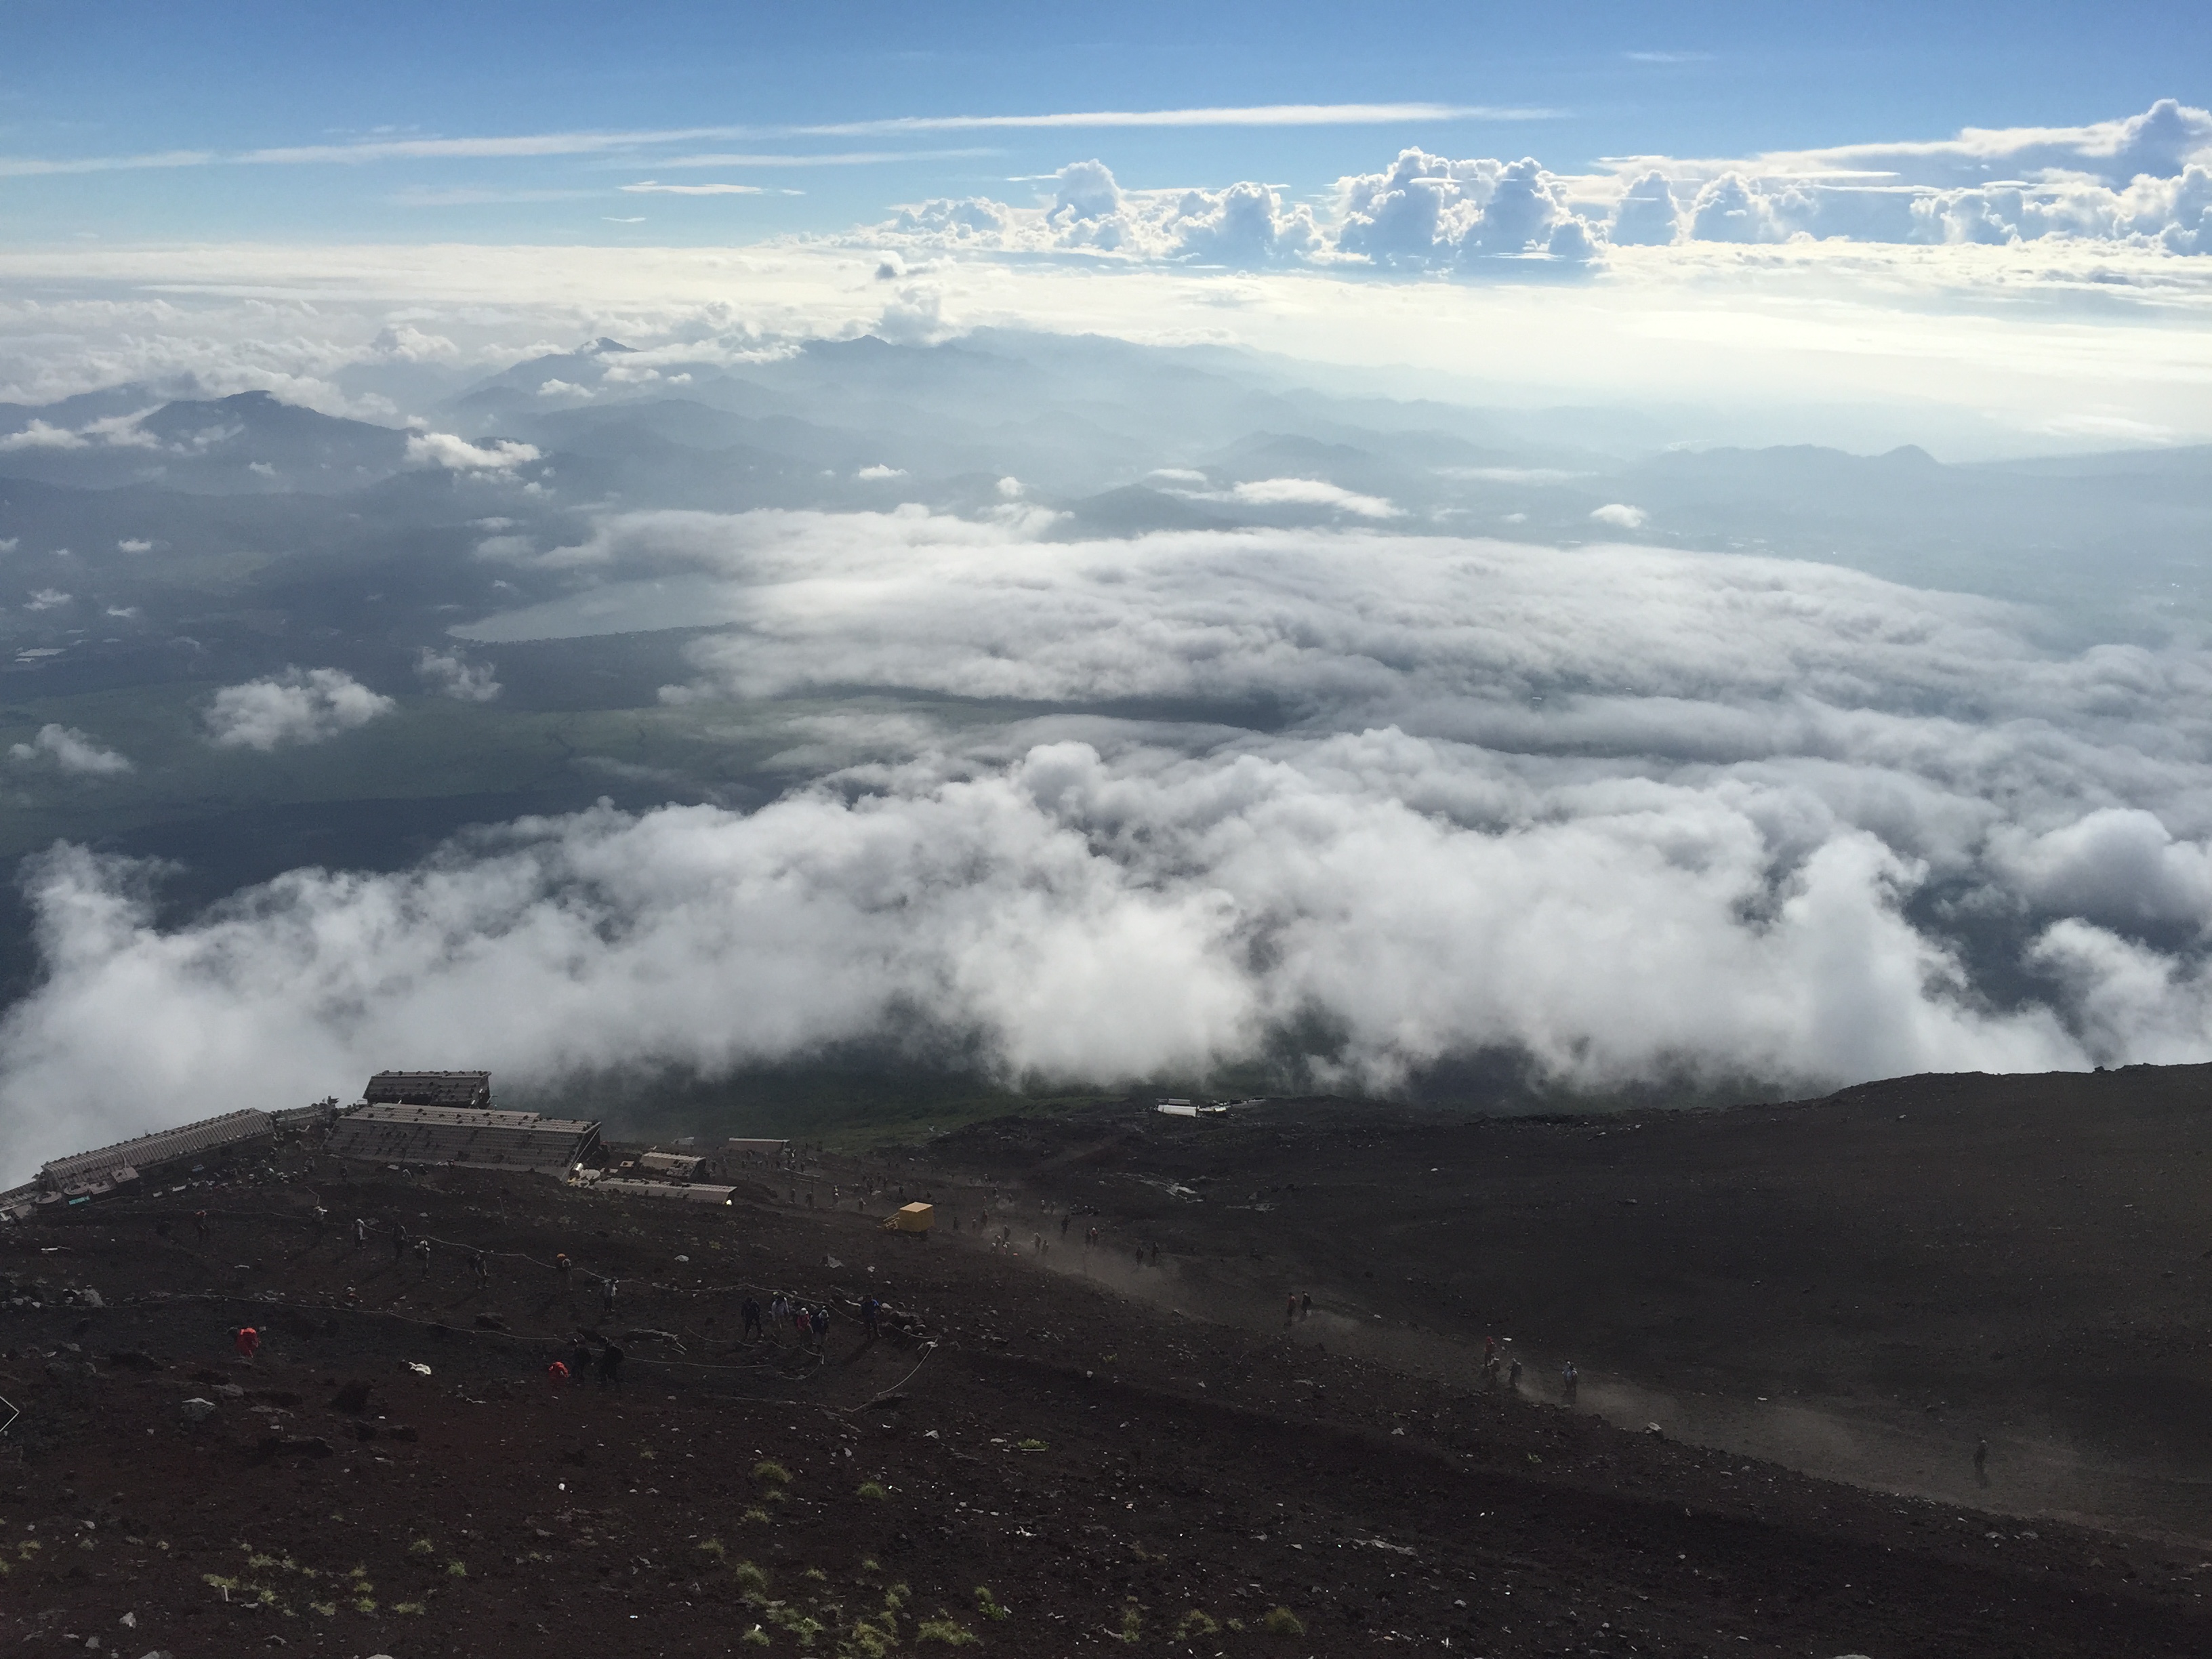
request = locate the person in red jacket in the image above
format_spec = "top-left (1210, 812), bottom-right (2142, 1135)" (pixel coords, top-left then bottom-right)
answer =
top-left (234, 1326), bottom-right (260, 1364)
top-left (546, 1359), bottom-right (570, 1394)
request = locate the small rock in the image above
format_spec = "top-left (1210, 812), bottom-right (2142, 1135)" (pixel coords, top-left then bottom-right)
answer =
top-left (180, 1397), bottom-right (216, 1422)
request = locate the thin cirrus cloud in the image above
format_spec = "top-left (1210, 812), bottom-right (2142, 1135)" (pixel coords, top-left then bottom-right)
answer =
top-left (621, 181), bottom-right (764, 196)
top-left (0, 104), bottom-right (1536, 179)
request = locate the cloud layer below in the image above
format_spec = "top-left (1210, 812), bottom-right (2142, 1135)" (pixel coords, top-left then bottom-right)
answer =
top-left (12, 510), bottom-right (2212, 1170)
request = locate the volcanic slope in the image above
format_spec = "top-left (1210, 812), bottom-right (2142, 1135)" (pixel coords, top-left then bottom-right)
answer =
top-left (0, 1077), bottom-right (2201, 1658)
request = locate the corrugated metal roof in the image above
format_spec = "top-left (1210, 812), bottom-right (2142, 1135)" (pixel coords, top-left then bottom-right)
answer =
top-left (327, 1103), bottom-right (598, 1173)
top-left (41, 1108), bottom-right (274, 1187)
top-left (364, 1070), bottom-right (492, 1107)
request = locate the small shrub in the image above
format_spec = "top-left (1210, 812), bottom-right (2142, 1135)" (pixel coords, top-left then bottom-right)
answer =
top-left (803, 1566), bottom-right (830, 1584)
top-left (857, 1481), bottom-right (888, 1501)
top-left (733, 1559), bottom-right (771, 1595)
top-left (1177, 1609), bottom-right (1220, 1638)
top-left (1017, 1437), bottom-right (1048, 1452)
top-left (394, 1601), bottom-right (426, 1615)
top-left (407, 1538), bottom-right (434, 1555)
top-left (916, 1616), bottom-right (978, 1646)
top-left (352, 1596), bottom-right (377, 1614)
top-left (1262, 1605), bottom-right (1305, 1636)
top-left (744, 1506), bottom-right (773, 1525)
top-left (309, 1601), bottom-right (337, 1618)
top-left (741, 1626), bottom-right (771, 1648)
top-left (1115, 1604), bottom-right (1142, 1643)
top-left (859, 1556), bottom-right (882, 1574)
top-left (753, 1460), bottom-right (794, 1486)
top-left (975, 1584), bottom-right (1009, 1620)
top-left (697, 1537), bottom-right (726, 1559)
top-left (1225, 1617), bottom-right (1245, 1632)
top-left (446, 1559), bottom-right (468, 1578)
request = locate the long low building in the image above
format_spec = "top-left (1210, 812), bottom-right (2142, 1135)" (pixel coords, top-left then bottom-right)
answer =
top-left (39, 1107), bottom-right (277, 1197)
top-left (326, 1103), bottom-right (601, 1174)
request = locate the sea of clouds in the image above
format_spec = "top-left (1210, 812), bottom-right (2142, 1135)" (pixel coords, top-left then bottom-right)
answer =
top-left (9, 506), bottom-right (2212, 1169)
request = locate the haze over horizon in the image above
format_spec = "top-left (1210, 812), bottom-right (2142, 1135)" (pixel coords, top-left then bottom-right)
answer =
top-left (6, 3), bottom-right (2212, 1180)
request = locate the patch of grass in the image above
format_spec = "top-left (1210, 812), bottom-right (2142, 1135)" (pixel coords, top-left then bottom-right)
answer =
top-left (916, 1616), bottom-right (978, 1646)
top-left (1262, 1605), bottom-right (1305, 1636)
top-left (446, 1559), bottom-right (468, 1578)
top-left (744, 1506), bottom-right (774, 1525)
top-left (697, 1537), bottom-right (727, 1559)
top-left (975, 1586), bottom-right (1009, 1620)
top-left (802, 1566), bottom-right (830, 1584)
top-left (859, 1556), bottom-right (882, 1574)
top-left (352, 1597), bottom-right (377, 1614)
top-left (1016, 1437), bottom-right (1048, 1453)
top-left (741, 1627), bottom-right (771, 1649)
top-left (407, 1537), bottom-right (435, 1555)
top-left (1176, 1609), bottom-right (1219, 1638)
top-left (394, 1601), bottom-right (426, 1615)
top-left (733, 1559), bottom-right (772, 1596)
top-left (856, 1481), bottom-right (888, 1501)
top-left (753, 1460), bottom-right (794, 1486)
top-left (1115, 1603), bottom-right (1143, 1643)
top-left (309, 1601), bottom-right (337, 1618)
top-left (766, 1603), bottom-right (825, 1647)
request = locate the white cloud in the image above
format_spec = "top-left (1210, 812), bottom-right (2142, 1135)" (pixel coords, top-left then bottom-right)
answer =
top-left (1337, 151), bottom-right (1598, 266)
top-left (855, 464), bottom-right (907, 480)
top-left (117, 538), bottom-right (152, 553)
top-left (7, 724), bottom-right (131, 776)
top-left (405, 431), bottom-right (541, 470)
top-left (621, 181), bottom-right (764, 197)
top-left (203, 668), bottom-right (396, 750)
top-left (1228, 477), bottom-right (1404, 518)
top-left (0, 419), bottom-right (87, 450)
top-left (22, 499), bottom-right (2212, 1166)
top-left (415, 647), bottom-right (501, 703)
top-left (25, 588), bottom-right (71, 610)
top-left (1589, 503), bottom-right (1648, 529)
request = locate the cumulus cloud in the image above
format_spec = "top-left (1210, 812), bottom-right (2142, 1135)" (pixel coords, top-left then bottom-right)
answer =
top-left (415, 647), bottom-right (501, 702)
top-left (1336, 151), bottom-right (1598, 266)
top-left (886, 159), bottom-right (1319, 266)
top-left (203, 668), bottom-right (396, 750)
top-left (7, 724), bottom-right (131, 775)
top-left (405, 431), bottom-right (542, 470)
top-left (1589, 503), bottom-right (1648, 529)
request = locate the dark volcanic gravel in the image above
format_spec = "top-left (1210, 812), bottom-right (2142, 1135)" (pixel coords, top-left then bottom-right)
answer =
top-left (3, 1071), bottom-right (2210, 1657)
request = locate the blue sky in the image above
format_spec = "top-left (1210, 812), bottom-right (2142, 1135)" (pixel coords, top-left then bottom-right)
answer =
top-left (3, 0), bottom-right (2207, 243)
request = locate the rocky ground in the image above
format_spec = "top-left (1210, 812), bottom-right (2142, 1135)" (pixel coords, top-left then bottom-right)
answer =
top-left (3, 1065), bottom-right (2211, 1657)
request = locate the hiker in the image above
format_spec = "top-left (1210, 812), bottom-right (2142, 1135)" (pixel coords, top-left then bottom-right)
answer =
top-left (1300, 1290), bottom-right (1310, 1319)
top-left (598, 1342), bottom-right (624, 1391)
top-left (601, 1277), bottom-right (618, 1317)
top-left (556, 1252), bottom-right (574, 1295)
top-left (392, 1225), bottom-right (408, 1263)
top-left (546, 1359), bottom-right (569, 1393)
top-left (1060, 1214), bottom-right (1070, 1238)
top-left (194, 1210), bottom-right (211, 1244)
top-left (742, 1297), bottom-right (763, 1340)
top-left (863, 1296), bottom-right (880, 1340)
top-left (1483, 1353), bottom-right (1502, 1393)
top-left (352, 1217), bottom-right (368, 1252)
top-left (1974, 1437), bottom-right (1990, 1482)
top-left (1509, 1355), bottom-right (1523, 1391)
top-left (415, 1235), bottom-right (432, 1275)
top-left (1286, 1292), bottom-right (1298, 1324)
top-left (572, 1335), bottom-right (594, 1385)
top-left (234, 1325), bottom-right (260, 1364)
top-left (1562, 1361), bottom-right (1578, 1405)
top-left (313, 1204), bottom-right (329, 1236)
top-left (811, 1305), bottom-right (830, 1347)
top-left (471, 1248), bottom-right (488, 1288)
